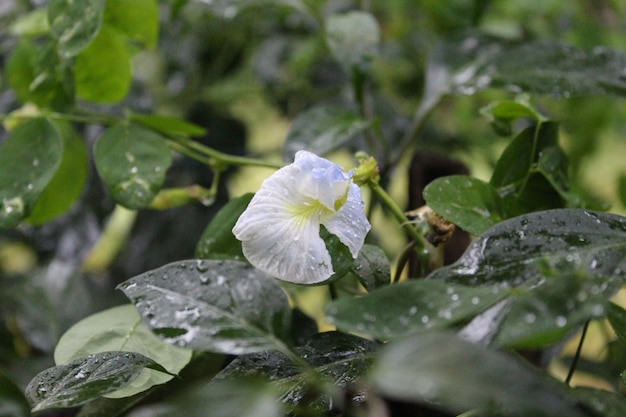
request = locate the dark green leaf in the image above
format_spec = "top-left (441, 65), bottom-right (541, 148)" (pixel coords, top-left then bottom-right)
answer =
top-left (103, 0), bottom-right (159, 49)
top-left (215, 332), bottom-right (377, 412)
top-left (607, 303), bottom-right (626, 346)
top-left (424, 176), bottom-right (506, 236)
top-left (325, 280), bottom-right (506, 339)
top-left (75, 26), bottom-right (131, 103)
top-left (48, 0), bottom-right (105, 58)
top-left (571, 387), bottom-right (626, 417)
top-left (0, 119), bottom-right (63, 228)
top-left (534, 146), bottom-right (581, 207)
top-left (325, 11), bottom-right (380, 75)
top-left (372, 332), bottom-right (587, 417)
top-left (117, 260), bottom-right (292, 354)
top-left (54, 305), bottom-right (192, 399)
top-left (130, 113), bottom-right (207, 137)
top-left (283, 106), bottom-right (370, 162)
top-left (321, 225), bottom-right (355, 282)
top-left (25, 351), bottom-right (166, 412)
top-left (618, 173), bottom-right (626, 208)
top-left (26, 121), bottom-right (88, 225)
top-left (0, 368), bottom-right (30, 417)
top-left (427, 209), bottom-right (626, 288)
top-left (195, 193), bottom-right (253, 260)
top-left (93, 123), bottom-right (172, 209)
top-left (351, 244), bottom-right (390, 291)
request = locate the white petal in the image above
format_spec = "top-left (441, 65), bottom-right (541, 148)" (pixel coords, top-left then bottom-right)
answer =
top-left (293, 151), bottom-right (351, 211)
top-left (322, 183), bottom-right (371, 258)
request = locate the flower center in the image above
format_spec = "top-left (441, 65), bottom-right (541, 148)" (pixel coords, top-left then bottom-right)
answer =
top-left (287, 198), bottom-right (335, 227)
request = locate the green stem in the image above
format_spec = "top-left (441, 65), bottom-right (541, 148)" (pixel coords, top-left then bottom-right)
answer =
top-left (565, 320), bottom-right (590, 386)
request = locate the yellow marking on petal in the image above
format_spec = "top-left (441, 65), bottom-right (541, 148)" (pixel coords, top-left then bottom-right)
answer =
top-left (286, 199), bottom-right (334, 227)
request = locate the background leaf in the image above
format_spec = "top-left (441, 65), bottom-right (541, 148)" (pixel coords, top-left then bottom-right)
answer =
top-left (48, 0), bottom-right (105, 58)
top-left (282, 105), bottom-right (370, 162)
top-left (372, 332), bottom-right (588, 417)
top-left (25, 351), bottom-right (166, 412)
top-left (0, 368), bottom-right (30, 417)
top-left (325, 11), bottom-right (380, 75)
top-left (103, 0), bottom-right (159, 49)
top-left (54, 304), bottom-right (192, 399)
top-left (0, 118), bottom-right (63, 228)
top-left (118, 260), bottom-right (292, 354)
top-left (93, 123), bottom-right (172, 209)
top-left (130, 113), bottom-right (207, 137)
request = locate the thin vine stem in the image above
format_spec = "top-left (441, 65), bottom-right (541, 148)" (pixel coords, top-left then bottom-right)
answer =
top-left (565, 320), bottom-right (590, 386)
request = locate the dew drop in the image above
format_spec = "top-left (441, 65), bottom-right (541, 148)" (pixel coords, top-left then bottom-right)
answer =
top-left (555, 316), bottom-right (567, 328)
top-left (524, 313), bottom-right (536, 324)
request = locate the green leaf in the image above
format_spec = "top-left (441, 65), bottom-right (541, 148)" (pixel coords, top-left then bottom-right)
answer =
top-left (75, 26), bottom-right (131, 103)
top-left (195, 193), bottom-right (253, 260)
top-left (325, 11), bottom-right (380, 75)
top-left (9, 8), bottom-right (49, 36)
top-left (93, 123), bottom-right (172, 209)
top-left (200, 0), bottom-right (308, 19)
top-left (54, 304), bottom-right (192, 399)
top-left (48, 0), bottom-right (106, 58)
top-left (607, 302), bottom-right (626, 346)
top-left (0, 119), bottom-right (63, 228)
top-left (130, 113), bottom-right (207, 137)
top-left (480, 99), bottom-right (547, 136)
top-left (117, 260), bottom-right (292, 355)
top-left (424, 176), bottom-right (506, 236)
top-left (26, 121), bottom-right (88, 225)
top-left (570, 387), bottom-right (626, 417)
top-left (372, 332), bottom-right (587, 417)
top-left (25, 351), bottom-right (167, 412)
top-left (350, 244), bottom-right (390, 291)
top-left (427, 209), bottom-right (626, 288)
top-left (0, 368), bottom-right (30, 417)
top-left (6, 39), bottom-right (74, 110)
top-left (325, 280), bottom-right (506, 339)
top-left (215, 332), bottom-right (377, 412)
top-left (103, 0), bottom-right (159, 49)
top-left (618, 173), bottom-right (626, 208)
top-left (283, 106), bottom-right (370, 162)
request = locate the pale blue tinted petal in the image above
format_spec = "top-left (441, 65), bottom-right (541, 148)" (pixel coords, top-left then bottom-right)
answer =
top-left (322, 183), bottom-right (371, 258)
top-left (293, 150), bottom-right (351, 211)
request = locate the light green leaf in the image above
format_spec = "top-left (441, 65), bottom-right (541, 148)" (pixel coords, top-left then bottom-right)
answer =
top-left (75, 26), bottom-right (131, 103)
top-left (372, 332), bottom-right (587, 417)
top-left (325, 280), bottom-right (506, 339)
top-left (424, 176), bottom-right (506, 236)
top-left (118, 260), bottom-right (292, 355)
top-left (54, 305), bottom-right (192, 399)
top-left (93, 123), bottom-right (172, 209)
top-left (9, 8), bottom-right (49, 36)
top-left (25, 351), bottom-right (168, 412)
top-left (48, 0), bottom-right (105, 58)
top-left (26, 121), bottom-right (88, 225)
top-left (325, 11), bottom-right (380, 75)
top-left (283, 105), bottom-right (370, 161)
top-left (103, 0), bottom-right (159, 49)
top-left (130, 113), bottom-right (207, 137)
top-left (0, 119), bottom-right (63, 228)
top-left (480, 99), bottom-right (547, 136)
top-left (195, 193), bottom-right (253, 260)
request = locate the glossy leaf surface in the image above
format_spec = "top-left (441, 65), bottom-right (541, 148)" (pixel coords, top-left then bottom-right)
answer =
top-left (48, 0), bottom-right (105, 57)
top-left (25, 352), bottom-right (168, 412)
top-left (326, 280), bottom-right (506, 339)
top-left (350, 244), bottom-right (390, 291)
top-left (283, 105), bottom-right (370, 161)
top-left (94, 123), bottom-right (172, 209)
top-left (216, 332), bottom-right (377, 412)
top-left (118, 260), bottom-right (292, 354)
top-left (54, 304), bottom-right (192, 399)
top-left (0, 118), bottom-right (63, 228)
top-left (372, 332), bottom-right (587, 417)
top-left (424, 176), bottom-right (506, 236)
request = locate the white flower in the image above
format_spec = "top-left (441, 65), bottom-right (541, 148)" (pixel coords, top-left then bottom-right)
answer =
top-left (232, 150), bottom-right (371, 284)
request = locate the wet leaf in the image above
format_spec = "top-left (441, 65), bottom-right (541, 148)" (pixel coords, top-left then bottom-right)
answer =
top-left (75, 26), bottom-right (131, 103)
top-left (26, 121), bottom-right (88, 225)
top-left (372, 332), bottom-right (587, 417)
top-left (117, 260), bottom-right (292, 355)
top-left (94, 123), bottom-right (172, 209)
top-left (424, 176), bottom-right (506, 236)
top-left (103, 0), bottom-right (159, 49)
top-left (215, 332), bottom-right (377, 412)
top-left (0, 368), bottom-right (30, 417)
top-left (325, 280), bottom-right (506, 339)
top-left (130, 113), bottom-right (207, 137)
top-left (0, 118), bottom-right (63, 228)
top-left (54, 304), bottom-right (192, 399)
top-left (25, 351), bottom-right (169, 412)
top-left (195, 193), bottom-right (253, 260)
top-left (48, 0), bottom-right (105, 58)
top-left (350, 244), bottom-right (390, 291)
top-left (283, 106), bottom-right (370, 162)
top-left (427, 209), bottom-right (626, 288)
top-left (571, 387), bottom-right (626, 417)
top-left (607, 303), bottom-right (626, 346)
top-left (325, 11), bottom-right (380, 75)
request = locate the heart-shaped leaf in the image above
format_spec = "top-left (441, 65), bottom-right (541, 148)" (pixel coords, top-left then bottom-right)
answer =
top-left (118, 260), bottom-right (292, 355)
